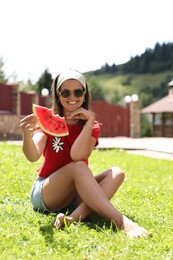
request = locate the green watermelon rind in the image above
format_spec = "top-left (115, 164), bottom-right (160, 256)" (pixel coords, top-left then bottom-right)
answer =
top-left (32, 104), bottom-right (69, 137)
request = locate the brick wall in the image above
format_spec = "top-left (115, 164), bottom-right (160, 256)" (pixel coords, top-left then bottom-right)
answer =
top-left (1, 83), bottom-right (52, 140)
top-left (130, 101), bottom-right (141, 138)
top-left (0, 114), bottom-right (22, 140)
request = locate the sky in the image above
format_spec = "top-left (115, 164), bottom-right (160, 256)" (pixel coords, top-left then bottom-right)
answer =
top-left (1, 0), bottom-right (173, 83)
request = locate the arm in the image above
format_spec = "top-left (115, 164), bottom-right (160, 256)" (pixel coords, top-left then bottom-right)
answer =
top-left (69, 109), bottom-right (97, 161)
top-left (20, 114), bottom-right (47, 162)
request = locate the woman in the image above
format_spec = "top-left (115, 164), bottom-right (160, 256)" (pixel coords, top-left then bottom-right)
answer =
top-left (20, 69), bottom-right (149, 238)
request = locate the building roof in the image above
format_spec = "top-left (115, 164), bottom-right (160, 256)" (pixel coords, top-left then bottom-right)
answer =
top-left (142, 91), bottom-right (173, 113)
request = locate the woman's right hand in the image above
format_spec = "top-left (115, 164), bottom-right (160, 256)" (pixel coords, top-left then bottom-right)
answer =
top-left (20, 114), bottom-right (39, 137)
top-left (20, 114), bottom-right (46, 162)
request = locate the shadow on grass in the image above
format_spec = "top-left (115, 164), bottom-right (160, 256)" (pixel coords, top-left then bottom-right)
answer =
top-left (38, 212), bottom-right (117, 245)
top-left (83, 213), bottom-right (118, 233)
top-left (39, 214), bottom-right (56, 245)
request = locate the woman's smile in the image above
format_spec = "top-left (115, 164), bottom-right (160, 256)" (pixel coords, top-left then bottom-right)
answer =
top-left (68, 101), bottom-right (78, 105)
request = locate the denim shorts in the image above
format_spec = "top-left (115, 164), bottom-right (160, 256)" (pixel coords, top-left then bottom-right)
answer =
top-left (30, 177), bottom-right (78, 214)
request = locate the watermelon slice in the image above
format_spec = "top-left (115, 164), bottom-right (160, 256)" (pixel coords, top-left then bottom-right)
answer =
top-left (32, 104), bottom-right (69, 137)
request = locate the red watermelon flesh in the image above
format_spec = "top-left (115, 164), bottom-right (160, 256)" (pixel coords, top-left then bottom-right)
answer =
top-left (33, 104), bottom-right (69, 137)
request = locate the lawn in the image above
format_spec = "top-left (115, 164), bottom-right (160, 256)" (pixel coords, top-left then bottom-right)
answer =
top-left (0, 143), bottom-right (173, 260)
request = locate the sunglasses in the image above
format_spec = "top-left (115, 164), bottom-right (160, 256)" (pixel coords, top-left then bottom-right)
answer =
top-left (58, 88), bottom-right (85, 98)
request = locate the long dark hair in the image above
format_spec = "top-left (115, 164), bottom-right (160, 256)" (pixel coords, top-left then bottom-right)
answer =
top-left (51, 73), bottom-right (92, 117)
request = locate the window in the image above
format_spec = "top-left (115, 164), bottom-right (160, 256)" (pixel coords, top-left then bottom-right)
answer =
top-left (164, 113), bottom-right (173, 126)
top-left (154, 113), bottom-right (162, 125)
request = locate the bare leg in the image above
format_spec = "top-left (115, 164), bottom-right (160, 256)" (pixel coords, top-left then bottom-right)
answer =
top-left (72, 167), bottom-right (125, 221)
top-left (55, 166), bottom-right (124, 227)
top-left (52, 162), bottom-right (150, 238)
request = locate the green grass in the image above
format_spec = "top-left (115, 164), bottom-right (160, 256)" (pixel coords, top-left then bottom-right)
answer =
top-left (87, 71), bottom-right (172, 104)
top-left (0, 143), bottom-right (173, 260)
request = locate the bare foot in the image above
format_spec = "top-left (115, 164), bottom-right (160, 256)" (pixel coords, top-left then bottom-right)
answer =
top-left (54, 213), bottom-right (74, 229)
top-left (122, 217), bottom-right (152, 238)
top-left (125, 224), bottom-right (151, 238)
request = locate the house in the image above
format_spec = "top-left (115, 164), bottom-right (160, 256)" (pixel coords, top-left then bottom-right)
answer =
top-left (142, 80), bottom-right (173, 137)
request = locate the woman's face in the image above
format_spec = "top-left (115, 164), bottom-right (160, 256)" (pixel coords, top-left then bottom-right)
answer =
top-left (58, 79), bottom-right (85, 114)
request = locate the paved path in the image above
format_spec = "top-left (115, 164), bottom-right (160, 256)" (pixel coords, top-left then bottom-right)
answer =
top-left (97, 137), bottom-right (173, 161)
top-left (3, 137), bottom-right (173, 161)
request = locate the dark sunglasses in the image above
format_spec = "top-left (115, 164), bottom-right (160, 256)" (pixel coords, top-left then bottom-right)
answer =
top-left (58, 88), bottom-right (85, 98)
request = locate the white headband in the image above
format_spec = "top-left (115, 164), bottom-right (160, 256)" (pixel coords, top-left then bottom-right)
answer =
top-left (56, 70), bottom-right (86, 92)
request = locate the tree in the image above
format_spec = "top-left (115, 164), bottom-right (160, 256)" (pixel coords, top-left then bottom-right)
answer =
top-left (20, 79), bottom-right (36, 92)
top-left (0, 57), bottom-right (7, 83)
top-left (94, 63), bottom-right (117, 75)
top-left (121, 42), bottom-right (173, 73)
top-left (110, 89), bottom-right (121, 104)
top-left (110, 63), bottom-right (117, 73)
top-left (88, 79), bottom-right (105, 101)
top-left (36, 68), bottom-right (53, 94)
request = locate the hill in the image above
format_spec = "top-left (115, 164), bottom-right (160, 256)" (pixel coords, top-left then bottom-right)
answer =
top-left (86, 71), bottom-right (172, 108)
top-left (85, 42), bottom-right (173, 108)
top-left (10, 42), bottom-right (173, 112)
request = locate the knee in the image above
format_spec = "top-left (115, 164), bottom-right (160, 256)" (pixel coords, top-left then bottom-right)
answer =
top-left (111, 166), bottom-right (125, 182)
top-left (69, 161), bottom-right (88, 172)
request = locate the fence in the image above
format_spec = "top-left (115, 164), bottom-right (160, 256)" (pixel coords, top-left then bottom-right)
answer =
top-left (0, 83), bottom-right (139, 139)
